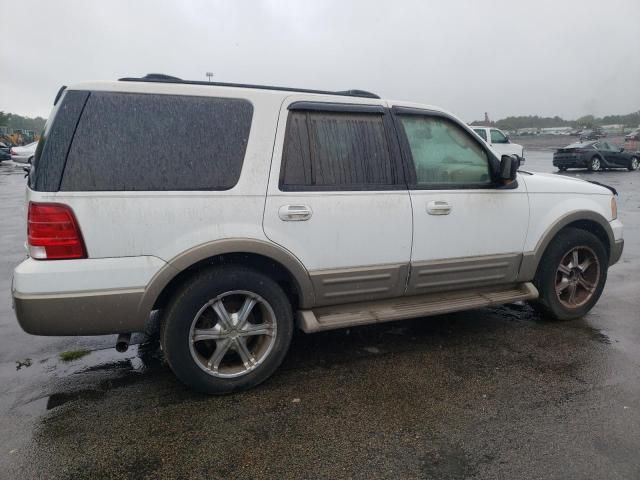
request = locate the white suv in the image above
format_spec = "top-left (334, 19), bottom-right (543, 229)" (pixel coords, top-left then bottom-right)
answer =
top-left (472, 126), bottom-right (525, 164)
top-left (12, 75), bottom-right (623, 394)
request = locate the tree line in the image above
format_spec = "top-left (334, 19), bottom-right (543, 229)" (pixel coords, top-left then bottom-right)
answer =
top-left (0, 111), bottom-right (47, 132)
top-left (471, 110), bottom-right (640, 130)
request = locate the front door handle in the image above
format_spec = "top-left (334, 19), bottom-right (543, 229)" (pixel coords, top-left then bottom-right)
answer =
top-left (426, 200), bottom-right (452, 215)
top-left (279, 205), bottom-right (313, 221)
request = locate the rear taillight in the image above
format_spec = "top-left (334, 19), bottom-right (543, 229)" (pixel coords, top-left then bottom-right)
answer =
top-left (27, 202), bottom-right (87, 260)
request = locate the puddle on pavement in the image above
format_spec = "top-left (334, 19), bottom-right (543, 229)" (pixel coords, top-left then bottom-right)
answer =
top-left (9, 339), bottom-right (165, 414)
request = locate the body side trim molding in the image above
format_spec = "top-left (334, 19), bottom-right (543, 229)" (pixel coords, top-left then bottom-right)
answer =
top-left (406, 253), bottom-right (522, 295)
top-left (308, 263), bottom-right (409, 307)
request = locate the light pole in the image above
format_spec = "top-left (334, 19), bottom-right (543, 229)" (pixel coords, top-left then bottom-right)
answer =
top-left (206, 72), bottom-right (214, 83)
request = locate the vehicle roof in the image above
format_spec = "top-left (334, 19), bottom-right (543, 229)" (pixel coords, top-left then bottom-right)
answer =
top-left (65, 75), bottom-right (478, 127)
top-left (565, 141), bottom-right (597, 148)
top-left (69, 74), bottom-right (382, 101)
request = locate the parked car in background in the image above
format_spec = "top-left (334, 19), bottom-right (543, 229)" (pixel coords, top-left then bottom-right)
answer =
top-left (553, 140), bottom-right (639, 172)
top-left (0, 142), bottom-right (11, 162)
top-left (579, 127), bottom-right (606, 141)
top-left (10, 142), bottom-right (37, 164)
top-left (472, 126), bottom-right (525, 164)
top-left (625, 129), bottom-right (640, 141)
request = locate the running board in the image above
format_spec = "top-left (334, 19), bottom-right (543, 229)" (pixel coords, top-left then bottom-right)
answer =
top-left (297, 282), bottom-right (538, 333)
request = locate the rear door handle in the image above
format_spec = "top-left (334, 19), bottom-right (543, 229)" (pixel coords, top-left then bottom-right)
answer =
top-left (279, 205), bottom-right (313, 221)
top-left (426, 200), bottom-right (451, 215)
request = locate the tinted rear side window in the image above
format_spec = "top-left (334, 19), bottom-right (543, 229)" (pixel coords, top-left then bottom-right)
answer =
top-left (30, 90), bottom-right (90, 191)
top-left (280, 110), bottom-right (399, 190)
top-left (61, 92), bottom-right (253, 191)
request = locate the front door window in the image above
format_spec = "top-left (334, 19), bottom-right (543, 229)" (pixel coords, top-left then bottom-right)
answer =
top-left (398, 115), bottom-right (491, 187)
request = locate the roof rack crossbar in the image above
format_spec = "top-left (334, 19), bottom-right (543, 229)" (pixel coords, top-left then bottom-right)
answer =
top-left (118, 74), bottom-right (380, 99)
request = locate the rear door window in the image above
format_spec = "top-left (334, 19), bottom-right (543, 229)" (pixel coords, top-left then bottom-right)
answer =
top-left (473, 128), bottom-right (487, 141)
top-left (61, 92), bottom-right (253, 191)
top-left (280, 110), bottom-right (401, 190)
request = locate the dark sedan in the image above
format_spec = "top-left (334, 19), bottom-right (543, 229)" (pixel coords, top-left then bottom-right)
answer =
top-left (0, 142), bottom-right (11, 162)
top-left (553, 140), bottom-right (639, 172)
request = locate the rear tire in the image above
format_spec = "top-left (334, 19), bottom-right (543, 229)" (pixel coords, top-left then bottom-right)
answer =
top-left (161, 265), bottom-right (294, 394)
top-left (628, 157), bottom-right (639, 171)
top-left (532, 228), bottom-right (608, 320)
top-left (588, 156), bottom-right (601, 171)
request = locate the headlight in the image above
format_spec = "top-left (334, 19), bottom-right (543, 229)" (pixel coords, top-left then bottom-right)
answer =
top-left (611, 196), bottom-right (617, 220)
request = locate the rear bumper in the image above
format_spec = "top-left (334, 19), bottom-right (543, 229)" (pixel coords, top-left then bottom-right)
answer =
top-left (12, 256), bottom-right (167, 335)
top-left (552, 156), bottom-right (588, 168)
top-left (13, 289), bottom-right (145, 335)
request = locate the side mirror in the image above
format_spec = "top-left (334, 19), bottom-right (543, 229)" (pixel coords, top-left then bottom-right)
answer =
top-left (505, 134), bottom-right (510, 143)
top-left (499, 155), bottom-right (519, 181)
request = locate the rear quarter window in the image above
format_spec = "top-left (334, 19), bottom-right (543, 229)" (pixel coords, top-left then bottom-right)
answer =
top-left (60, 92), bottom-right (253, 191)
top-left (30, 90), bottom-right (90, 191)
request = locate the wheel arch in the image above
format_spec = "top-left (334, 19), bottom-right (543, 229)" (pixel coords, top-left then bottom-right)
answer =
top-left (136, 239), bottom-right (315, 325)
top-left (518, 211), bottom-right (614, 281)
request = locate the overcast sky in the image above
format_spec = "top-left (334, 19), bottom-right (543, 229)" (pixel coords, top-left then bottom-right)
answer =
top-left (1, 0), bottom-right (638, 122)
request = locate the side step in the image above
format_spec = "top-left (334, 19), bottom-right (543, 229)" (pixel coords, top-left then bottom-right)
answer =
top-left (297, 283), bottom-right (538, 333)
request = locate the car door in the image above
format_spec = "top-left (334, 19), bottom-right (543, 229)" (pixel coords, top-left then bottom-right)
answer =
top-left (605, 142), bottom-right (627, 167)
top-left (596, 142), bottom-right (617, 166)
top-left (263, 97), bottom-right (413, 306)
top-left (391, 106), bottom-right (529, 295)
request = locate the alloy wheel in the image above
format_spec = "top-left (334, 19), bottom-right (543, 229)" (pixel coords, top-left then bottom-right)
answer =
top-left (555, 246), bottom-right (600, 309)
top-left (590, 158), bottom-right (601, 171)
top-left (188, 290), bottom-right (278, 378)
top-left (631, 158), bottom-right (639, 171)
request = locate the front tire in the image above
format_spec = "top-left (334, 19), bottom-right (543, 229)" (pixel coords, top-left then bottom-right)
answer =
top-left (588, 156), bottom-right (601, 171)
top-left (161, 266), bottom-right (294, 394)
top-left (628, 157), bottom-right (639, 171)
top-left (533, 228), bottom-right (608, 320)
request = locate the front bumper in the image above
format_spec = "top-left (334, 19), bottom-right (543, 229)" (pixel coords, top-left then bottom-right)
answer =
top-left (12, 256), bottom-right (166, 335)
top-left (610, 239), bottom-right (624, 266)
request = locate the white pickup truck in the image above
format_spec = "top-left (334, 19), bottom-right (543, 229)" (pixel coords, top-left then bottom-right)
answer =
top-left (472, 126), bottom-right (525, 164)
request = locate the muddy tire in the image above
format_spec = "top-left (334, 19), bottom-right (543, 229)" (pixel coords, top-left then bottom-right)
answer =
top-left (532, 228), bottom-right (608, 320)
top-left (588, 156), bottom-right (601, 171)
top-left (628, 157), bottom-right (639, 171)
top-left (161, 265), bottom-right (293, 394)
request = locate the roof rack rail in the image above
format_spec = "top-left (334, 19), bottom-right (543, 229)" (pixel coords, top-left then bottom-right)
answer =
top-left (118, 74), bottom-right (380, 99)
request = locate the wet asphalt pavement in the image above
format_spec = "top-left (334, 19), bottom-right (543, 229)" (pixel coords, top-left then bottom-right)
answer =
top-left (1, 142), bottom-right (639, 479)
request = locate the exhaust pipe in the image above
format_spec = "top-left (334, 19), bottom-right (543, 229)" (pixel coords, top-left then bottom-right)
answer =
top-left (115, 333), bottom-right (131, 353)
